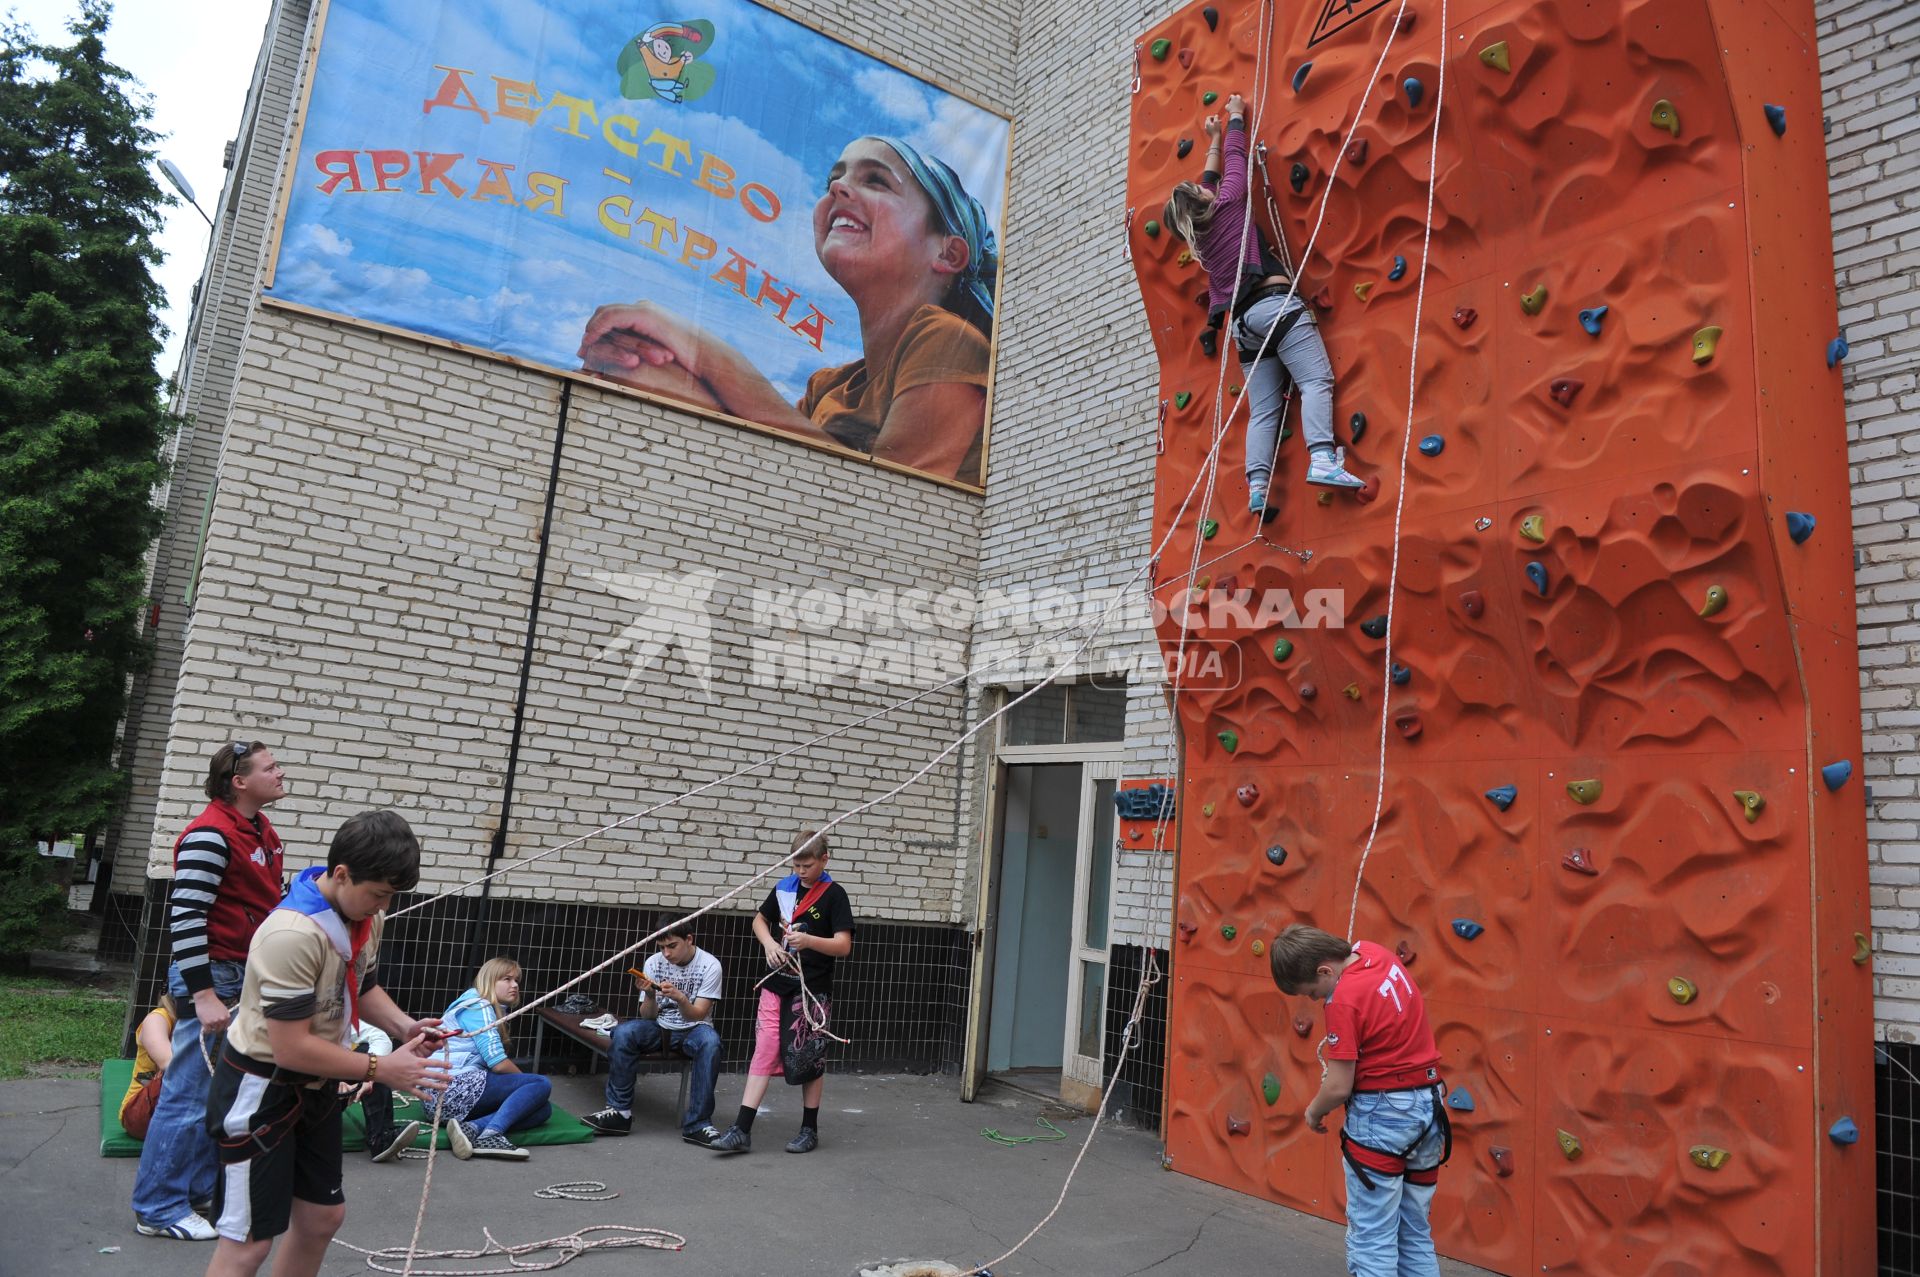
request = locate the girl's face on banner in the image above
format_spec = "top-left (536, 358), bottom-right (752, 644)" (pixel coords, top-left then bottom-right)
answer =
top-left (812, 138), bottom-right (948, 298)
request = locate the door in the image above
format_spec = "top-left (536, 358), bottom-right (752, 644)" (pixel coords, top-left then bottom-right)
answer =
top-left (984, 763), bottom-right (1081, 1074)
top-left (1062, 760), bottom-right (1119, 1105)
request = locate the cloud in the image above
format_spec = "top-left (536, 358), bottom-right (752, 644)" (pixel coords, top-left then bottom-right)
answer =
top-left (852, 66), bottom-right (932, 129)
top-left (308, 224), bottom-right (355, 257)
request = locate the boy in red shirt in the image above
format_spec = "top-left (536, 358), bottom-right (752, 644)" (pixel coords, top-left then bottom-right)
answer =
top-left (1270, 924), bottom-right (1450, 1277)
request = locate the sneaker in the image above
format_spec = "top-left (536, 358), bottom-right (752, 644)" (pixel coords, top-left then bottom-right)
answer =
top-left (1305, 448), bottom-right (1366, 490)
top-left (785, 1127), bottom-right (819, 1154)
top-left (682, 1124), bottom-right (723, 1148)
top-left (709, 1125), bottom-right (751, 1155)
top-left (189, 1197), bottom-right (214, 1220)
top-left (581, 1108), bottom-right (633, 1137)
top-left (370, 1120), bottom-right (422, 1163)
top-left (468, 1128), bottom-right (529, 1160)
top-left (447, 1117), bottom-right (476, 1161)
top-left (135, 1212), bottom-right (217, 1241)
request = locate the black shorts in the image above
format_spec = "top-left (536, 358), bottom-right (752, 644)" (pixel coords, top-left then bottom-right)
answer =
top-left (205, 1051), bottom-right (344, 1241)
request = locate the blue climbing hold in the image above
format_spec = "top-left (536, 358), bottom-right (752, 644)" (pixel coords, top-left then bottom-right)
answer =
top-left (1823, 760), bottom-right (1853, 791)
top-left (1485, 784), bottom-right (1517, 811)
top-left (1404, 77), bottom-right (1424, 108)
top-left (1764, 104), bottom-right (1787, 136)
top-left (1526, 561), bottom-right (1549, 595)
top-left (1114, 783), bottom-right (1175, 822)
top-left (1447, 1088), bottom-right (1476, 1112)
top-left (1419, 434), bottom-right (1444, 456)
top-left (1452, 918), bottom-right (1485, 941)
top-left (1828, 334), bottom-right (1849, 368)
top-left (1390, 663), bottom-right (1410, 686)
top-left (1292, 62), bottom-right (1313, 92)
top-left (1829, 1116), bottom-right (1859, 1145)
top-left (1388, 255), bottom-right (1406, 281)
top-left (1578, 305), bottom-right (1608, 337)
top-left (1786, 511), bottom-right (1816, 544)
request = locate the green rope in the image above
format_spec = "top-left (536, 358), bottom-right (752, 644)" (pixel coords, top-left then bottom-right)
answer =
top-left (981, 1116), bottom-right (1068, 1146)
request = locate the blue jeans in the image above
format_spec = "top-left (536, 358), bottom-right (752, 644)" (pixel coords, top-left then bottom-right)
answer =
top-left (466, 1070), bottom-right (552, 1135)
top-left (1234, 293), bottom-right (1336, 485)
top-left (131, 959), bottom-right (244, 1227)
top-left (605, 1019), bottom-right (723, 1134)
top-left (1342, 1088), bottom-right (1447, 1277)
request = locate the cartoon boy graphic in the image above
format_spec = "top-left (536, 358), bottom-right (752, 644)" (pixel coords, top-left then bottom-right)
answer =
top-left (628, 21), bottom-right (712, 103)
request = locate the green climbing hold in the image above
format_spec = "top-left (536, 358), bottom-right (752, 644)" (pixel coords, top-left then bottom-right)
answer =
top-left (1734, 789), bottom-right (1765, 822)
top-left (1144, 219), bottom-right (1161, 238)
top-left (1520, 284), bottom-right (1548, 315)
top-left (1174, 391), bottom-right (1192, 409)
top-left (1566, 779), bottom-right (1602, 805)
top-left (1650, 98), bottom-right (1681, 137)
top-left (1217, 729), bottom-right (1238, 753)
top-left (1221, 924), bottom-right (1237, 941)
top-left (1263, 1073), bottom-right (1282, 1106)
top-left (1699, 584), bottom-right (1727, 617)
top-left (1150, 38), bottom-right (1171, 61)
top-left (1273, 637), bottom-right (1294, 663)
top-left (1202, 91), bottom-right (1218, 105)
top-left (1201, 518), bottom-right (1218, 540)
top-left (1556, 1129), bottom-right (1583, 1160)
top-left (1668, 976), bottom-right (1698, 1005)
top-left (1519, 514), bottom-right (1545, 543)
top-left (1692, 326), bottom-right (1723, 364)
top-left (1201, 801), bottom-right (1214, 818)
top-left (1479, 41), bottom-right (1511, 73)
top-left (1689, 1145), bottom-right (1730, 1170)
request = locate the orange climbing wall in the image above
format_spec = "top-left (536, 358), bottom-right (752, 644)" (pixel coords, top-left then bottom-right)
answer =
top-left (1127, 1), bottom-right (1874, 1272)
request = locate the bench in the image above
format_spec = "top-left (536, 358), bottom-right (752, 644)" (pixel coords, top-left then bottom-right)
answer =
top-left (528, 1006), bottom-right (691, 1118)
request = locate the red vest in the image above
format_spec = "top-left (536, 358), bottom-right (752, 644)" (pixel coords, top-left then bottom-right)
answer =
top-left (173, 800), bottom-right (285, 961)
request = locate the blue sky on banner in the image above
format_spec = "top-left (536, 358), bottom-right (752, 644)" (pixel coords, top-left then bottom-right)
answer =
top-left (272, 0), bottom-right (1010, 402)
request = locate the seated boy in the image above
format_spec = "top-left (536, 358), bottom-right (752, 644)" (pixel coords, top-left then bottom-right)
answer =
top-left (581, 922), bottom-right (725, 1146)
top-left (200, 810), bottom-right (450, 1276)
top-left (1269, 923), bottom-right (1449, 1277)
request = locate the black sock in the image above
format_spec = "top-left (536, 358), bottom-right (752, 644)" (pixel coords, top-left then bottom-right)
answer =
top-left (735, 1105), bottom-right (757, 1133)
top-left (801, 1106), bottom-right (819, 1132)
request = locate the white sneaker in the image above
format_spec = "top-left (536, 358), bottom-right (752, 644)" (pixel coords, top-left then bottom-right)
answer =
top-left (1305, 448), bottom-right (1366, 489)
top-left (135, 1212), bottom-right (217, 1241)
top-left (448, 1117), bottom-right (475, 1160)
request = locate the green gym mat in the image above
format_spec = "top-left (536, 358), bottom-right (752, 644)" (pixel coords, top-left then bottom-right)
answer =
top-left (99, 1057), bottom-right (594, 1156)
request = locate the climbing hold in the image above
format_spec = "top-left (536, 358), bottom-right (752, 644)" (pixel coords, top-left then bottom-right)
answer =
top-left (1236, 783), bottom-right (1258, 807)
top-left (1177, 248), bottom-right (1193, 266)
top-left (1311, 286), bottom-right (1334, 311)
top-left (1217, 729), bottom-right (1238, 753)
top-left (1395, 940), bottom-right (1417, 966)
top-left (1355, 282), bottom-right (1375, 301)
top-left (1692, 325), bottom-right (1723, 364)
top-left (1174, 391), bottom-right (1192, 409)
top-left (1699, 584), bottom-right (1728, 617)
top-left (1202, 90), bottom-right (1218, 105)
top-left (1228, 383), bottom-right (1241, 396)
top-left (1290, 162), bottom-right (1309, 193)
top-left (1827, 333), bottom-right (1849, 367)
top-left (1452, 918), bottom-right (1485, 941)
top-left (1453, 306), bottom-right (1477, 329)
top-left (1298, 682), bottom-right (1318, 701)
top-left (1293, 1015), bottom-right (1313, 1038)
top-left (1563, 846), bottom-right (1599, 875)
top-left (1266, 844), bottom-right (1288, 867)
top-left (1349, 412), bottom-right (1367, 443)
top-left (1388, 255), bottom-right (1406, 281)
top-left (1855, 933), bottom-right (1871, 965)
top-left (1689, 1145), bottom-right (1731, 1171)
top-left (1650, 98), bottom-right (1681, 137)
top-left (1177, 921), bottom-right (1198, 942)
top-left (1221, 924), bottom-right (1237, 941)
top-left (1485, 784), bottom-right (1517, 811)
top-left (1490, 1146), bottom-right (1514, 1177)
top-left (1829, 1116), bottom-right (1859, 1146)
top-left (1557, 1129), bottom-right (1584, 1160)
top-left (1317, 491), bottom-right (1333, 506)
top-left (1479, 41), bottom-right (1511, 73)
top-left (1356, 475), bottom-right (1380, 504)
top-left (1199, 330), bottom-right (1218, 358)
top-left (1263, 1073), bottom-right (1281, 1105)
top-left (1578, 305), bottom-right (1608, 336)
top-left (1201, 802), bottom-right (1215, 818)
top-left (1404, 77), bottom-right (1424, 108)
top-left (1822, 759), bottom-right (1853, 791)
top-left (1201, 517), bottom-right (1218, 540)
top-left (1475, 516), bottom-right (1493, 531)
top-left (1764, 104), bottom-right (1786, 136)
top-left (1549, 378), bottom-right (1584, 408)
top-left (1178, 48), bottom-right (1195, 69)
top-left (1668, 976), bottom-right (1698, 1005)
top-left (1520, 514), bottom-right (1545, 543)
top-left (1786, 512), bottom-right (1816, 544)
top-left (1567, 779), bottom-right (1602, 805)
top-left (1525, 561), bottom-right (1549, 596)
top-left (1733, 789), bottom-right (1766, 822)
top-left (1418, 434), bottom-right (1444, 457)
top-left (1144, 219), bottom-right (1161, 237)
top-left (1226, 1115), bottom-right (1250, 1136)
top-left (1177, 137), bottom-right (1193, 159)
top-left (1360, 614), bottom-right (1388, 640)
top-left (1150, 38), bottom-right (1171, 61)
top-left (1396, 714), bottom-right (1422, 740)
top-left (1272, 637), bottom-right (1294, 663)
top-left (1343, 683), bottom-right (1362, 701)
top-left (1251, 939), bottom-right (1265, 957)
top-left (1520, 284), bottom-right (1548, 315)
top-left (1398, 10), bottom-right (1416, 30)
top-left (1202, 6), bottom-right (1218, 31)
top-left (1345, 138), bottom-right (1368, 165)
top-left (1390, 663), bottom-right (1410, 686)
top-left (1291, 62), bottom-right (1312, 92)
top-left (1447, 1088), bottom-right (1475, 1112)
top-left (1460, 590), bottom-right (1484, 619)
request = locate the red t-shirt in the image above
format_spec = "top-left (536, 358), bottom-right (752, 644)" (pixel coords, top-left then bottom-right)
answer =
top-left (1323, 941), bottom-right (1442, 1090)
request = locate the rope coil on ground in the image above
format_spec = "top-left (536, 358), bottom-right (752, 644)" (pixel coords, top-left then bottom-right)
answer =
top-left (333, 1224), bottom-right (683, 1275)
top-left (532, 1181), bottom-right (621, 1201)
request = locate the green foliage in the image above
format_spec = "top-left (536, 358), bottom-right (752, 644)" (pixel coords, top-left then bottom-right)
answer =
top-left (0, 0), bottom-right (172, 949)
top-left (0, 972), bottom-right (125, 1077)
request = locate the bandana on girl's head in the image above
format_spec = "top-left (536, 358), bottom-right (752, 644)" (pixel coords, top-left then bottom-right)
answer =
top-left (870, 136), bottom-right (998, 334)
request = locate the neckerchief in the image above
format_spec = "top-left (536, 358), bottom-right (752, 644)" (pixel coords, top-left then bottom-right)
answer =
top-left (278, 866), bottom-right (373, 1035)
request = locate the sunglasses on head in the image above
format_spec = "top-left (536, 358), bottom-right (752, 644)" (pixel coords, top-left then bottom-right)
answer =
top-left (231, 740), bottom-right (254, 759)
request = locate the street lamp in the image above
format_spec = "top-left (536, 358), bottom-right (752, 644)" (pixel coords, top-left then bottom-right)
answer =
top-left (157, 158), bottom-right (213, 227)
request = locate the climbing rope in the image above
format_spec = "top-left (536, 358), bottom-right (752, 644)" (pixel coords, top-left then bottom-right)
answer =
top-left (533, 1181), bottom-right (621, 1201)
top-left (332, 1224), bottom-right (683, 1276)
top-left (981, 1116), bottom-right (1069, 1146)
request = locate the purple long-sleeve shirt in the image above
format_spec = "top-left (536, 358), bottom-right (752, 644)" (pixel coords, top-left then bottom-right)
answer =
top-left (1198, 120), bottom-right (1283, 321)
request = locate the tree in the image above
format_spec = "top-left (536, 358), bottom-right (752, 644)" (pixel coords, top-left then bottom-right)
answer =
top-left (0, 0), bottom-right (171, 954)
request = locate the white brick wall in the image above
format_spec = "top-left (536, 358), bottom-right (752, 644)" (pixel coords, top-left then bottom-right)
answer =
top-left (1817, 0), bottom-right (1920, 1041)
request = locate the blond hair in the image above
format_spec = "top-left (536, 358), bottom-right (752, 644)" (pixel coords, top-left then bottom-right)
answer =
top-left (1163, 182), bottom-right (1217, 271)
top-left (472, 956), bottom-right (523, 1046)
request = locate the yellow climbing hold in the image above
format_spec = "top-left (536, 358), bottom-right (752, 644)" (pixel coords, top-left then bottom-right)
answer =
top-left (1700, 584), bottom-right (1728, 617)
top-left (1733, 789), bottom-right (1765, 822)
top-left (1317, 491), bottom-right (1334, 506)
top-left (1689, 1145), bottom-right (1731, 1171)
top-left (1343, 683), bottom-right (1362, 701)
top-left (1668, 976), bottom-right (1698, 1005)
top-left (1650, 98), bottom-right (1681, 137)
top-left (1854, 932), bottom-right (1871, 965)
top-left (1479, 41), bottom-right (1511, 73)
top-left (1355, 282), bottom-right (1375, 301)
top-left (1692, 326), bottom-right (1723, 364)
top-left (1519, 514), bottom-right (1545, 543)
top-left (1520, 284), bottom-right (1548, 315)
top-left (1177, 249), bottom-right (1194, 266)
top-left (1567, 779), bottom-right (1602, 805)
top-left (1251, 939), bottom-right (1266, 957)
top-left (1556, 1129), bottom-right (1583, 1160)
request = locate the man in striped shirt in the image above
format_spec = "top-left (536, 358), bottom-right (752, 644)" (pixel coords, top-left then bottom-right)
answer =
top-left (130, 740), bottom-right (287, 1242)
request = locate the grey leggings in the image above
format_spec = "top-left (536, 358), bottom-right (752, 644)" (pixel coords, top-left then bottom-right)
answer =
top-left (1233, 293), bottom-right (1335, 485)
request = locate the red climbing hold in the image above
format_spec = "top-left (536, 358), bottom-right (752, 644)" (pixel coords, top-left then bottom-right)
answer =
top-left (1355, 474), bottom-right (1381, 504)
top-left (1396, 939), bottom-right (1417, 967)
top-left (1452, 306), bottom-right (1477, 330)
top-left (1563, 847), bottom-right (1599, 875)
top-left (1344, 138), bottom-right (1368, 165)
top-left (1293, 1015), bottom-right (1313, 1038)
top-left (1178, 48), bottom-right (1195, 68)
top-left (1312, 286), bottom-right (1335, 312)
top-left (1460, 589), bottom-right (1485, 619)
top-left (1298, 682), bottom-right (1318, 701)
top-left (1227, 1115), bottom-right (1251, 1136)
top-left (1549, 377), bottom-right (1584, 407)
top-left (1177, 920), bottom-right (1198, 942)
top-left (1396, 713), bottom-right (1423, 740)
top-left (1490, 1146), bottom-right (1515, 1177)
top-left (1236, 783), bottom-right (1259, 807)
